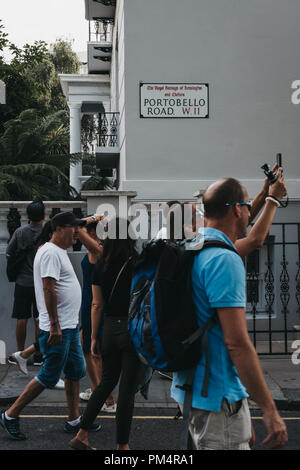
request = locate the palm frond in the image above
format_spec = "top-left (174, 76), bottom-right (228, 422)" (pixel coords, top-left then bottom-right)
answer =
top-left (0, 171), bottom-right (36, 200)
top-left (81, 175), bottom-right (113, 191)
top-left (39, 110), bottom-right (68, 136)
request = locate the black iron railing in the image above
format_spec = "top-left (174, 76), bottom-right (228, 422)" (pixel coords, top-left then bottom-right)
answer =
top-left (93, 0), bottom-right (116, 6)
top-left (97, 112), bottom-right (119, 147)
top-left (89, 19), bottom-right (113, 42)
top-left (246, 222), bottom-right (300, 355)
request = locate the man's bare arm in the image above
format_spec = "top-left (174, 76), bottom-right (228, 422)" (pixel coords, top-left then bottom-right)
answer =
top-left (235, 200), bottom-right (278, 257)
top-left (217, 306), bottom-right (288, 449)
top-left (235, 168), bottom-right (286, 257)
top-left (42, 277), bottom-right (62, 345)
top-left (248, 163), bottom-right (279, 223)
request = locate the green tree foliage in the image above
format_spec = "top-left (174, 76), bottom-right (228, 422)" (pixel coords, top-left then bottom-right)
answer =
top-left (0, 24), bottom-right (81, 133)
top-left (81, 175), bottom-right (113, 191)
top-left (0, 37), bottom-right (57, 133)
top-left (0, 21), bottom-right (112, 199)
top-left (50, 39), bottom-right (81, 74)
top-left (49, 39), bottom-right (81, 112)
top-left (0, 109), bottom-right (82, 200)
top-left (0, 19), bottom-right (8, 53)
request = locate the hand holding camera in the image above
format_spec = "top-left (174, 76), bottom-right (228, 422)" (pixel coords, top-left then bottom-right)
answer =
top-left (261, 154), bottom-right (282, 184)
top-left (268, 168), bottom-right (287, 202)
top-left (261, 154), bottom-right (288, 207)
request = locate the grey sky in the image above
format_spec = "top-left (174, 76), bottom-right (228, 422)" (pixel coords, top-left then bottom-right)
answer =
top-left (1, 0), bottom-right (88, 59)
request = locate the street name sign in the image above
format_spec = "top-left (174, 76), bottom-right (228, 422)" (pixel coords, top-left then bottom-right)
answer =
top-left (140, 82), bottom-right (209, 118)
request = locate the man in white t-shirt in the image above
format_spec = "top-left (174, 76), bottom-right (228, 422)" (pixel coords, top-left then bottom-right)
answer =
top-left (0, 212), bottom-right (101, 440)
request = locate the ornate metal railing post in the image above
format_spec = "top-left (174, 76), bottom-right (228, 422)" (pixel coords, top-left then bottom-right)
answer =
top-left (98, 112), bottom-right (119, 147)
top-left (264, 235), bottom-right (275, 353)
top-left (296, 224), bottom-right (300, 317)
top-left (279, 224), bottom-right (290, 353)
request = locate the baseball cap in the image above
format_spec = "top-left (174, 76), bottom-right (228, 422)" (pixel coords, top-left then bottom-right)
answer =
top-left (51, 211), bottom-right (86, 230)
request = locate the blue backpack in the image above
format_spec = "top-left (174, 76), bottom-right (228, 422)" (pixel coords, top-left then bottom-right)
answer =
top-left (128, 238), bottom-right (238, 449)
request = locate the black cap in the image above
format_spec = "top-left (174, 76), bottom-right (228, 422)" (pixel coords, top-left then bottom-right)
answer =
top-left (51, 212), bottom-right (86, 230)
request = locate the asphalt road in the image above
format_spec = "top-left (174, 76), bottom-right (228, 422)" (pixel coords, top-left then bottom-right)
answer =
top-left (0, 407), bottom-right (299, 453)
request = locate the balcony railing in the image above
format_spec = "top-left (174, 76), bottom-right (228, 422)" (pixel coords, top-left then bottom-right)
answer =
top-left (94, 0), bottom-right (116, 6)
top-left (89, 19), bottom-right (113, 43)
top-left (0, 201), bottom-right (87, 250)
top-left (97, 112), bottom-right (119, 147)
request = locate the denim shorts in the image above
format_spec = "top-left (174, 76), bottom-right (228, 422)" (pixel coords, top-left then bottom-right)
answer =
top-left (35, 326), bottom-right (86, 389)
top-left (181, 398), bottom-right (252, 450)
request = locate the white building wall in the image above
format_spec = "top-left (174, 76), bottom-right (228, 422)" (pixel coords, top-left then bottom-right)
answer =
top-left (118, 0), bottom-right (300, 201)
top-left (114, 0), bottom-right (127, 185)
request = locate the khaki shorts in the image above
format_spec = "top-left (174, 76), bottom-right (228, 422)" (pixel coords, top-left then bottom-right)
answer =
top-left (181, 398), bottom-right (252, 450)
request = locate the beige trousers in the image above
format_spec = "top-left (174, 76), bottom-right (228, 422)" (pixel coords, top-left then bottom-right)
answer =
top-left (180, 398), bottom-right (252, 450)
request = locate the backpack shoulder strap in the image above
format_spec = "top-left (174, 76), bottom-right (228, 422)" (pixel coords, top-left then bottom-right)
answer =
top-left (108, 257), bottom-right (132, 304)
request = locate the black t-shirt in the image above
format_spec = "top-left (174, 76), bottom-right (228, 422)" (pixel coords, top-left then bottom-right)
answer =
top-left (92, 257), bottom-right (134, 318)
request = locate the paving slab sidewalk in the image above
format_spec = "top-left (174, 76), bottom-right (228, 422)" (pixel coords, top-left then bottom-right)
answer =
top-left (1, 356), bottom-right (300, 410)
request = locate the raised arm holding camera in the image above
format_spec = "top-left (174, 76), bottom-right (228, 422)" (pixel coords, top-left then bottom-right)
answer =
top-left (235, 163), bottom-right (287, 258)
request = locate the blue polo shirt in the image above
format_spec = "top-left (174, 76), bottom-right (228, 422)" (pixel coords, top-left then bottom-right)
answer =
top-left (171, 227), bottom-right (249, 411)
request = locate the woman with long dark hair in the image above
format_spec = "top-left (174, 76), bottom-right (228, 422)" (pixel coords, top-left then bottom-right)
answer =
top-left (69, 217), bottom-right (141, 450)
top-left (77, 217), bottom-right (115, 411)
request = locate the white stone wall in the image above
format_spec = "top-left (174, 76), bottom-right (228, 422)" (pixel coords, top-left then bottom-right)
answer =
top-left (111, 0), bottom-right (126, 184)
top-left (118, 0), bottom-right (300, 201)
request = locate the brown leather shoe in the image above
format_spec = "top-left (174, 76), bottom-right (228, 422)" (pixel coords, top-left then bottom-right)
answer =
top-left (69, 437), bottom-right (96, 450)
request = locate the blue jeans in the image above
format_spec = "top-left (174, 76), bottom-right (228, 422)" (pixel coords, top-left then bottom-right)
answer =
top-left (35, 326), bottom-right (86, 389)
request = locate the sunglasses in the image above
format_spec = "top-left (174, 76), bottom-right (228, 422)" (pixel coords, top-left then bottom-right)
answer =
top-left (225, 201), bottom-right (252, 213)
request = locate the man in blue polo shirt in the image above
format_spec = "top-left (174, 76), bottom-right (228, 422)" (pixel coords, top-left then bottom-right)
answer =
top-left (171, 177), bottom-right (287, 450)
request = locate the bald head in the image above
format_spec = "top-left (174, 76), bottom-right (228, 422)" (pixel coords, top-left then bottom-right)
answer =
top-left (203, 178), bottom-right (245, 220)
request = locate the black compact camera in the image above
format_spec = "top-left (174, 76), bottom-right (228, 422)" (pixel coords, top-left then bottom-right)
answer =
top-left (261, 153), bottom-right (282, 183)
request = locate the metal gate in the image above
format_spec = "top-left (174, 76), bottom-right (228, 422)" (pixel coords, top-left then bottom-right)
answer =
top-left (246, 223), bottom-right (300, 355)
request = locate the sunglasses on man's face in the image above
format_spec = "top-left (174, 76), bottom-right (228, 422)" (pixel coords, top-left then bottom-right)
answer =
top-left (225, 201), bottom-right (252, 213)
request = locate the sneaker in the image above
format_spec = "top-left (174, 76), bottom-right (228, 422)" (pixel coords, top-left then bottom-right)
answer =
top-left (12, 352), bottom-right (28, 375)
top-left (157, 371), bottom-right (173, 381)
top-left (0, 410), bottom-right (26, 440)
top-left (7, 355), bottom-right (17, 365)
top-left (64, 418), bottom-right (102, 433)
top-left (33, 354), bottom-right (43, 366)
top-left (54, 378), bottom-right (65, 390)
top-left (79, 388), bottom-right (92, 401)
top-left (101, 402), bottom-right (117, 413)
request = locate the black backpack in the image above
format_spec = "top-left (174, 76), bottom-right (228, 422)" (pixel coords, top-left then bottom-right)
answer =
top-left (128, 238), bottom-right (238, 448)
top-left (6, 234), bottom-right (40, 283)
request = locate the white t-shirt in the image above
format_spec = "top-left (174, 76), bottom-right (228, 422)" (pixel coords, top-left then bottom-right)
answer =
top-left (33, 242), bottom-right (82, 331)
